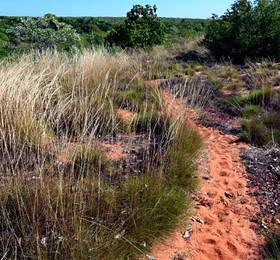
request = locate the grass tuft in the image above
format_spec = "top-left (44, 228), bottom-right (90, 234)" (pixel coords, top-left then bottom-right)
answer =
top-left (66, 144), bottom-right (112, 179)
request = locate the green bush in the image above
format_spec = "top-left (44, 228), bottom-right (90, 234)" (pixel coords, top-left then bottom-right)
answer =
top-left (7, 14), bottom-right (80, 51)
top-left (107, 5), bottom-right (165, 48)
top-left (205, 0), bottom-right (280, 63)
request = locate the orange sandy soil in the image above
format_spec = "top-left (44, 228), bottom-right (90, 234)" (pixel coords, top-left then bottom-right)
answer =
top-left (57, 141), bottom-right (128, 164)
top-left (149, 91), bottom-right (265, 260)
top-left (56, 109), bottom-right (136, 164)
top-left (116, 108), bottom-right (135, 123)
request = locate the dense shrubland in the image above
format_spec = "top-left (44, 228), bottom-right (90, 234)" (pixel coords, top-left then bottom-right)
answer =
top-left (205, 0), bottom-right (280, 63)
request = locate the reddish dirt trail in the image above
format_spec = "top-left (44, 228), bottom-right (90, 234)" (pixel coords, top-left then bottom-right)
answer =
top-left (150, 92), bottom-right (264, 260)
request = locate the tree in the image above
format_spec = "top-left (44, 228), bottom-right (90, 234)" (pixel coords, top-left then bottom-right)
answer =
top-left (107, 5), bottom-right (165, 48)
top-left (7, 14), bottom-right (80, 51)
top-left (204, 0), bottom-right (280, 63)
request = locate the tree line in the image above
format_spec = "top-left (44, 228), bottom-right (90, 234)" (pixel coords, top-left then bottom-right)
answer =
top-left (0, 5), bottom-right (207, 57)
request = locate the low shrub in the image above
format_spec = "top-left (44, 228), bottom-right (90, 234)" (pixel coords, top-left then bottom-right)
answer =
top-left (205, 0), bottom-right (280, 63)
top-left (241, 112), bottom-right (280, 146)
top-left (241, 118), bottom-right (268, 146)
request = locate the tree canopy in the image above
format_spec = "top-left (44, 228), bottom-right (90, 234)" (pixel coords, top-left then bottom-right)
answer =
top-left (205, 0), bottom-right (280, 63)
top-left (107, 5), bottom-right (166, 48)
top-left (7, 14), bottom-right (80, 51)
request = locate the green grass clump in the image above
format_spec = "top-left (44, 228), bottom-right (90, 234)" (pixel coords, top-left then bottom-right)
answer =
top-left (220, 87), bottom-right (275, 116)
top-left (67, 144), bottom-right (111, 179)
top-left (106, 176), bottom-right (189, 259)
top-left (166, 124), bottom-right (202, 190)
top-left (245, 87), bottom-right (273, 107)
top-left (242, 104), bottom-right (261, 118)
top-left (241, 118), bottom-right (268, 146)
top-left (225, 80), bottom-right (245, 91)
top-left (264, 230), bottom-right (280, 260)
top-left (204, 69), bottom-right (224, 91)
top-left (218, 66), bottom-right (239, 79)
top-left (132, 111), bottom-right (174, 150)
top-left (114, 81), bottom-right (163, 113)
top-left (240, 112), bottom-right (280, 146)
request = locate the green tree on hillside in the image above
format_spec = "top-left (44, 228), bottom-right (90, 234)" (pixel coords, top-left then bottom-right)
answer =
top-left (107, 5), bottom-right (165, 48)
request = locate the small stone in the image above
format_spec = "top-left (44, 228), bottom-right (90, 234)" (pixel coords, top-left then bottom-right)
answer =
top-left (182, 230), bottom-right (191, 240)
top-left (114, 234), bottom-right (121, 239)
top-left (261, 220), bottom-right (268, 230)
top-left (202, 175), bottom-right (211, 180)
top-left (225, 191), bottom-right (234, 199)
top-left (172, 252), bottom-right (187, 260)
top-left (147, 255), bottom-right (155, 260)
top-left (191, 216), bottom-right (204, 224)
top-left (41, 237), bottom-right (47, 246)
top-left (141, 241), bottom-right (147, 248)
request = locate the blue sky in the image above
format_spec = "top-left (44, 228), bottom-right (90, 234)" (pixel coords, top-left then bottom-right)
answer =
top-left (1, 0), bottom-right (235, 18)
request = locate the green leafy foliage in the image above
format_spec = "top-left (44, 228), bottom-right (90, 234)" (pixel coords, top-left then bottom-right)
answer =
top-left (0, 14), bottom-right (206, 55)
top-left (107, 5), bottom-right (165, 48)
top-left (7, 14), bottom-right (80, 51)
top-left (205, 0), bottom-right (280, 63)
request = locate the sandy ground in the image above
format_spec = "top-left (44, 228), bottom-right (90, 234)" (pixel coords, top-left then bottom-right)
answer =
top-left (150, 91), bottom-right (264, 260)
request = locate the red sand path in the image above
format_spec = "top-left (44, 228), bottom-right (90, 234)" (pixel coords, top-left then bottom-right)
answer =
top-left (150, 92), bottom-right (264, 260)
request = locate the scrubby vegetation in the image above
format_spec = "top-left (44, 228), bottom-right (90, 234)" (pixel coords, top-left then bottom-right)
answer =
top-left (0, 6), bottom-right (207, 57)
top-left (205, 0), bottom-right (280, 63)
top-left (1, 0), bottom-right (280, 258)
top-left (0, 48), bottom-right (203, 259)
top-left (107, 5), bottom-right (165, 48)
